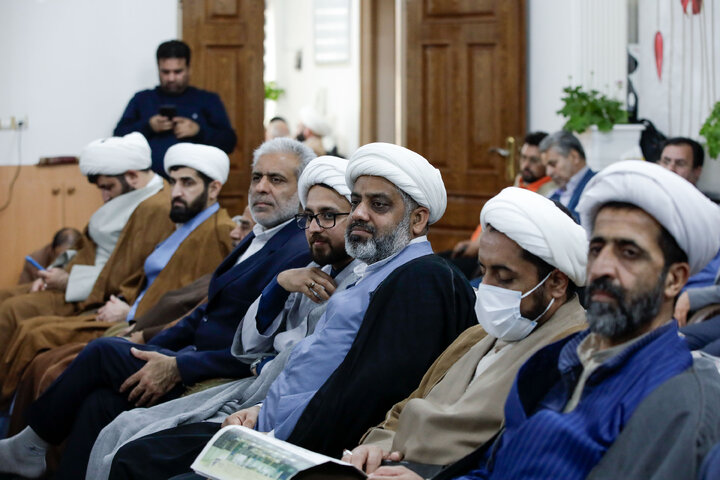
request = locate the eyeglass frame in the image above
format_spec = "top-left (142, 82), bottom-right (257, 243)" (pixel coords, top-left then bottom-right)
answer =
top-left (294, 212), bottom-right (350, 230)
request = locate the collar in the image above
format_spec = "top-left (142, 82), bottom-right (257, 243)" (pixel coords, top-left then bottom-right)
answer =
top-left (252, 218), bottom-right (294, 242)
top-left (558, 320), bottom-right (680, 378)
top-left (563, 165), bottom-right (589, 192)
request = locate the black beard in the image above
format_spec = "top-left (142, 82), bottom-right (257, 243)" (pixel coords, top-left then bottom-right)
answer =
top-left (585, 275), bottom-right (665, 340)
top-left (309, 233), bottom-right (350, 267)
top-left (169, 187), bottom-right (208, 223)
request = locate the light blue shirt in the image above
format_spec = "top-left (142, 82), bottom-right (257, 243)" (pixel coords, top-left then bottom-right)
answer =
top-left (256, 239), bottom-right (434, 439)
top-left (557, 166), bottom-right (589, 206)
top-left (126, 202), bottom-right (220, 321)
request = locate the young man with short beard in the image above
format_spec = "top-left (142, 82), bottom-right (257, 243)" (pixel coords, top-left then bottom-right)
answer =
top-left (441, 161), bottom-right (720, 480)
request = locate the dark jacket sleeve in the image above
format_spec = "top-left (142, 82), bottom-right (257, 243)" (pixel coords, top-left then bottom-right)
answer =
top-left (193, 92), bottom-right (237, 153)
top-left (175, 347), bottom-right (250, 385)
top-left (114, 92), bottom-right (154, 137)
top-left (587, 356), bottom-right (720, 480)
top-left (287, 256), bottom-right (477, 457)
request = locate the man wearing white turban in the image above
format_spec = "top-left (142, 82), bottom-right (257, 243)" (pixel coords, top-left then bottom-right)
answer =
top-left (0, 132), bottom-right (172, 370)
top-left (344, 187), bottom-right (587, 478)
top-left (441, 160), bottom-right (720, 480)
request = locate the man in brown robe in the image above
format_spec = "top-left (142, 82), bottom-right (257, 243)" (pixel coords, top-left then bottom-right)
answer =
top-left (0, 133), bottom-right (174, 355)
top-left (343, 187), bottom-right (589, 479)
top-left (0, 144), bottom-right (237, 407)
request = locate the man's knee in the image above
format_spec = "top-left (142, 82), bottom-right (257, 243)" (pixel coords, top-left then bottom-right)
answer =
top-left (78, 336), bottom-right (134, 363)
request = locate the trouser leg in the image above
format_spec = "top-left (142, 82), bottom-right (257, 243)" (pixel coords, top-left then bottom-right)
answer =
top-left (109, 422), bottom-right (222, 480)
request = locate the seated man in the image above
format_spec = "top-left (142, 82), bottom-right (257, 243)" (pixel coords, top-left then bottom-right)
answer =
top-left (0, 132), bottom-right (173, 362)
top-left (343, 186), bottom-right (588, 477)
top-left (18, 227), bottom-right (82, 284)
top-left (0, 137), bottom-right (316, 480)
top-left (540, 129), bottom-right (595, 222)
top-left (424, 160), bottom-right (720, 480)
top-left (114, 40), bottom-right (237, 175)
top-left (95, 142), bottom-right (478, 480)
top-left (448, 132), bottom-right (555, 278)
top-left (0, 143), bottom-right (237, 406)
top-left (89, 156), bottom-right (363, 479)
top-left (653, 137), bottom-right (720, 325)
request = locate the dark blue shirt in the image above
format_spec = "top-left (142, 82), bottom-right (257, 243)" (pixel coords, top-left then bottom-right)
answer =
top-left (114, 86), bottom-right (237, 175)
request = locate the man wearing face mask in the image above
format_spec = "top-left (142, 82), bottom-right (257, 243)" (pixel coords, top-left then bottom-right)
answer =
top-left (343, 187), bottom-right (588, 479)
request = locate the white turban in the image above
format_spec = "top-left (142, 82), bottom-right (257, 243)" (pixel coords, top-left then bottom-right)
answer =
top-left (346, 142), bottom-right (447, 224)
top-left (577, 160), bottom-right (720, 276)
top-left (481, 187), bottom-right (588, 286)
top-left (164, 143), bottom-right (229, 184)
top-left (298, 156), bottom-right (351, 208)
top-left (79, 132), bottom-right (151, 175)
top-left (300, 106), bottom-right (332, 137)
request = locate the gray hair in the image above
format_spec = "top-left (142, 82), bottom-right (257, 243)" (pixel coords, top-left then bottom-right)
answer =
top-left (538, 130), bottom-right (586, 160)
top-left (252, 137), bottom-right (316, 179)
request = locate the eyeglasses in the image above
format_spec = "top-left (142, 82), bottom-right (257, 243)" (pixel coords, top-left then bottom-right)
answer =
top-left (294, 212), bottom-right (350, 230)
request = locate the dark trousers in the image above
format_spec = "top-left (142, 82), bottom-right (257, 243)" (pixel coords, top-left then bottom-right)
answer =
top-left (681, 314), bottom-right (720, 355)
top-left (25, 336), bottom-right (185, 480)
top-left (109, 421), bottom-right (221, 480)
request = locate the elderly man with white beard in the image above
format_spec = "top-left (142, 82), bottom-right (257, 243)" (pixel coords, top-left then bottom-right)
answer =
top-left (439, 160), bottom-right (720, 480)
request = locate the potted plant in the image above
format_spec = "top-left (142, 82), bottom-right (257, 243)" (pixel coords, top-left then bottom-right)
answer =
top-left (557, 82), bottom-right (644, 170)
top-left (700, 101), bottom-right (720, 159)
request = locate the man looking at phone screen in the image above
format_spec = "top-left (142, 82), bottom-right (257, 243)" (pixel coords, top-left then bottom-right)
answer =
top-left (114, 40), bottom-right (237, 176)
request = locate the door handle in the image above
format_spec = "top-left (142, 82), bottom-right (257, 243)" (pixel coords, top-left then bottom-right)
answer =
top-left (488, 136), bottom-right (517, 182)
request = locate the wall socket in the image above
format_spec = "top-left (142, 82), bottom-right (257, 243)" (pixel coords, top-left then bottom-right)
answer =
top-left (0, 116), bottom-right (29, 130)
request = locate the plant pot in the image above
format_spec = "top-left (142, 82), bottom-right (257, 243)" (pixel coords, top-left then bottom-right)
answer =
top-left (577, 124), bottom-right (646, 171)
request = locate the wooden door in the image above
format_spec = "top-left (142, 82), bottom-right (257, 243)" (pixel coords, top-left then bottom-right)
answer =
top-left (404, 0), bottom-right (526, 252)
top-left (182, 0), bottom-right (265, 215)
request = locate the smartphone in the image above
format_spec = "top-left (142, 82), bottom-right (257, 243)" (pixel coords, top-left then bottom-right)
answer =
top-left (159, 105), bottom-right (177, 120)
top-left (25, 255), bottom-right (45, 271)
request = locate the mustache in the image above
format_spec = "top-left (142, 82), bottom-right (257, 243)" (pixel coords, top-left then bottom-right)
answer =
top-left (347, 221), bottom-right (375, 235)
top-left (251, 194), bottom-right (276, 206)
top-left (309, 232), bottom-right (329, 244)
top-left (586, 277), bottom-right (626, 303)
top-left (171, 198), bottom-right (187, 208)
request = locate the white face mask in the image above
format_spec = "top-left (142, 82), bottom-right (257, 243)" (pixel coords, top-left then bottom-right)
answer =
top-left (474, 271), bottom-right (555, 342)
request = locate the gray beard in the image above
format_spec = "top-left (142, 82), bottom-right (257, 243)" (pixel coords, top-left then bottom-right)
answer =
top-left (345, 211), bottom-right (412, 265)
top-left (585, 275), bottom-right (665, 340)
top-left (250, 192), bottom-right (300, 228)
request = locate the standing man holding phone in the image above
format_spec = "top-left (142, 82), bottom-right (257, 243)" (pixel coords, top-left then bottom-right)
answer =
top-left (115, 40), bottom-right (237, 176)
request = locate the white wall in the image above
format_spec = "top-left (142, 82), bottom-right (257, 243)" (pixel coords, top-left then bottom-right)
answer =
top-left (0, 0), bottom-right (178, 166)
top-left (636, 0), bottom-right (720, 196)
top-left (527, 0), bottom-right (628, 134)
top-left (266, 0), bottom-right (360, 157)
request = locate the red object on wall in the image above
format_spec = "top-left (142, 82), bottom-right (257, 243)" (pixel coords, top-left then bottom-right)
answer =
top-left (681, 0), bottom-right (703, 14)
top-left (655, 32), bottom-right (663, 80)
top-left (692, 0), bottom-right (703, 14)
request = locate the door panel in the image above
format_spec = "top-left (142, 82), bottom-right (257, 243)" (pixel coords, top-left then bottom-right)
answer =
top-left (405, 0), bottom-right (526, 252)
top-left (182, 0), bottom-right (264, 215)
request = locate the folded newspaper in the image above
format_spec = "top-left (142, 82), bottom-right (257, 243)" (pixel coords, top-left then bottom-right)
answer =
top-left (191, 425), bottom-right (367, 480)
